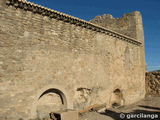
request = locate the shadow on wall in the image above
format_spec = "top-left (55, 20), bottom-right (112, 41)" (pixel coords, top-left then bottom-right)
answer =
top-left (101, 106), bottom-right (160, 120)
top-left (38, 88), bottom-right (67, 105)
top-left (110, 89), bottom-right (125, 108)
top-left (36, 88), bottom-right (67, 119)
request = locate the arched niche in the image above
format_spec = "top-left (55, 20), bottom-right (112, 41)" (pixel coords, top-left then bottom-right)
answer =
top-left (37, 88), bottom-right (67, 119)
top-left (110, 88), bottom-right (124, 108)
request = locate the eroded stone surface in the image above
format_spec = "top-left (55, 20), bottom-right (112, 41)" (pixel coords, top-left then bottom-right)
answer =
top-left (0, 0), bottom-right (146, 119)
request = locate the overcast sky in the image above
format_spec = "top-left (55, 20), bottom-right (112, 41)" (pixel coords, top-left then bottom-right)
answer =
top-left (28, 0), bottom-right (160, 71)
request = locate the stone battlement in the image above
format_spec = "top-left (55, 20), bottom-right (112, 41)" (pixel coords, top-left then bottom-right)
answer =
top-left (6, 0), bottom-right (141, 46)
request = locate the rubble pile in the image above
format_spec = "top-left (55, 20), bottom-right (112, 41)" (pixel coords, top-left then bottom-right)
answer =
top-left (145, 71), bottom-right (160, 96)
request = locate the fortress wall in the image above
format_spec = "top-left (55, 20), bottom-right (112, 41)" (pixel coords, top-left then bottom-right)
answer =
top-left (90, 12), bottom-right (140, 39)
top-left (0, 0), bottom-right (145, 119)
top-left (91, 11), bottom-right (146, 74)
top-left (90, 11), bottom-right (146, 106)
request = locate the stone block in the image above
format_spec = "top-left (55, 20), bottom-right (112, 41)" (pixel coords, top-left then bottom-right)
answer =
top-left (50, 111), bottom-right (78, 120)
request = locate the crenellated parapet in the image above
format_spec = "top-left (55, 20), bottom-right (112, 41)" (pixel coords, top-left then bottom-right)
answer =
top-left (6, 0), bottom-right (141, 46)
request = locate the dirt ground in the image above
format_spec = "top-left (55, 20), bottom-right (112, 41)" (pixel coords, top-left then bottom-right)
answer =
top-left (79, 96), bottom-right (160, 120)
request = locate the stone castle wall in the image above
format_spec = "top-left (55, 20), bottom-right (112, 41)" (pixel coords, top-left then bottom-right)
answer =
top-left (90, 12), bottom-right (140, 39)
top-left (0, 0), bottom-right (146, 119)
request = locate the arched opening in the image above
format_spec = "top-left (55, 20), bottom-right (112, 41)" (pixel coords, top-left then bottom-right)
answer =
top-left (111, 89), bottom-right (124, 108)
top-left (37, 88), bottom-right (67, 119)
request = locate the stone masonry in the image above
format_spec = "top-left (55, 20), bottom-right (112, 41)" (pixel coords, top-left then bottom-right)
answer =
top-left (0, 0), bottom-right (146, 119)
top-left (145, 71), bottom-right (160, 96)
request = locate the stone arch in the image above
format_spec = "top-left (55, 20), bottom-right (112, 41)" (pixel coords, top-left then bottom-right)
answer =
top-left (30, 85), bottom-right (73, 119)
top-left (37, 88), bottom-right (67, 119)
top-left (38, 88), bottom-right (67, 106)
top-left (110, 88), bottom-right (124, 108)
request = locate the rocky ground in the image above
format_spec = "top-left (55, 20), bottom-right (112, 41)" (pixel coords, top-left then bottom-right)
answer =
top-left (79, 96), bottom-right (160, 120)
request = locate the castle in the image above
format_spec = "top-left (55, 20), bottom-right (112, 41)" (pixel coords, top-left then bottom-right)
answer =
top-left (0, 0), bottom-right (146, 119)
